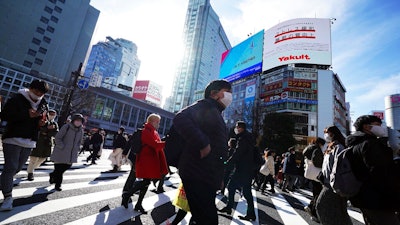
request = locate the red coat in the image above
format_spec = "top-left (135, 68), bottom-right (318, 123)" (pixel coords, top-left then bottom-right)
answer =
top-left (135, 123), bottom-right (168, 179)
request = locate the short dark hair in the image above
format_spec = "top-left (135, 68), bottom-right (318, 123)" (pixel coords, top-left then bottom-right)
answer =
top-left (353, 115), bottom-right (382, 131)
top-left (236, 121), bottom-right (246, 129)
top-left (316, 137), bottom-right (326, 145)
top-left (29, 79), bottom-right (49, 94)
top-left (288, 146), bottom-right (295, 152)
top-left (204, 79), bottom-right (231, 98)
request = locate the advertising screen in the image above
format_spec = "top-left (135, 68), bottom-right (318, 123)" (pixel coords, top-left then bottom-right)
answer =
top-left (220, 30), bottom-right (264, 82)
top-left (132, 80), bottom-right (149, 100)
top-left (262, 18), bottom-right (332, 71)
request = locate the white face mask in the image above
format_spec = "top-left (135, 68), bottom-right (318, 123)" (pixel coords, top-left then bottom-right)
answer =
top-left (29, 91), bottom-right (43, 101)
top-left (48, 115), bottom-right (56, 121)
top-left (234, 127), bottom-right (239, 134)
top-left (324, 133), bottom-right (332, 142)
top-left (219, 92), bottom-right (233, 108)
top-left (73, 120), bottom-right (82, 127)
top-left (370, 125), bottom-right (387, 137)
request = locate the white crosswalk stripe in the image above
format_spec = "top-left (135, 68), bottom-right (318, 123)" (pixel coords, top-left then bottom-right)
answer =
top-left (0, 149), bottom-right (366, 225)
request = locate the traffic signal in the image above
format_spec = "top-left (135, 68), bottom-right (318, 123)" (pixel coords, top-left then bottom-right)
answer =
top-left (117, 83), bottom-right (133, 91)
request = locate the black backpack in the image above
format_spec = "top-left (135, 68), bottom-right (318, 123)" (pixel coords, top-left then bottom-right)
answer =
top-left (164, 125), bottom-right (186, 168)
top-left (128, 128), bottom-right (143, 154)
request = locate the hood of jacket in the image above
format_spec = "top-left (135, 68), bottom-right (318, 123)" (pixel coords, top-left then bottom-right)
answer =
top-left (346, 131), bottom-right (375, 146)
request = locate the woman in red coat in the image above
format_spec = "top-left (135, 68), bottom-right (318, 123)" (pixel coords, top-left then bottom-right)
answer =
top-left (121, 113), bottom-right (167, 213)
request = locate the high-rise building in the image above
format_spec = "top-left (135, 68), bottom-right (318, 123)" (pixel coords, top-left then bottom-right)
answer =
top-left (166, 0), bottom-right (231, 112)
top-left (385, 94), bottom-right (400, 152)
top-left (84, 37), bottom-right (140, 97)
top-left (0, 0), bottom-right (99, 85)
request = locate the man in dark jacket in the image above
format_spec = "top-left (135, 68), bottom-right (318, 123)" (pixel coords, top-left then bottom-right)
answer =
top-left (347, 115), bottom-right (400, 225)
top-left (173, 79), bottom-right (232, 225)
top-left (302, 137), bottom-right (325, 222)
top-left (281, 146), bottom-right (297, 192)
top-left (219, 121), bottom-right (257, 221)
top-left (87, 128), bottom-right (103, 165)
top-left (0, 80), bottom-right (49, 211)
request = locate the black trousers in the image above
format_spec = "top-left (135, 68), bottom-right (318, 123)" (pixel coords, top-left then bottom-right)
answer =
top-left (181, 178), bottom-right (218, 225)
top-left (227, 178), bottom-right (255, 217)
top-left (260, 174), bottom-right (275, 191)
top-left (53, 163), bottom-right (72, 188)
top-left (122, 164), bottom-right (136, 193)
top-left (309, 180), bottom-right (322, 217)
top-left (126, 178), bottom-right (151, 207)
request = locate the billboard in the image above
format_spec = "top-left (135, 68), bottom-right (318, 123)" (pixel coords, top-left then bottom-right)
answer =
top-left (220, 30), bottom-right (264, 82)
top-left (262, 18), bottom-right (332, 71)
top-left (133, 80), bottom-right (162, 106)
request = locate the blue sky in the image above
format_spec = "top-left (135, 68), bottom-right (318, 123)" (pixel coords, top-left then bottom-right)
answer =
top-left (89, 0), bottom-right (400, 123)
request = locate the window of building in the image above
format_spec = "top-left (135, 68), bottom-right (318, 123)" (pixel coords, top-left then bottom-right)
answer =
top-left (43, 36), bottom-right (51, 44)
top-left (23, 60), bottom-right (33, 67)
top-left (27, 49), bottom-right (37, 56)
top-left (54, 6), bottom-right (62, 13)
top-left (112, 102), bottom-right (123, 123)
top-left (50, 16), bottom-right (59, 23)
top-left (38, 47), bottom-right (47, 54)
top-left (36, 27), bottom-right (45, 34)
top-left (40, 16), bottom-right (49, 24)
top-left (34, 58), bottom-right (43, 65)
top-left (46, 26), bottom-right (55, 33)
top-left (44, 6), bottom-right (53, 14)
top-left (32, 38), bottom-right (41, 45)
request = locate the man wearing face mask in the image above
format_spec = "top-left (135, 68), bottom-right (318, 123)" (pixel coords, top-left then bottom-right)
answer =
top-left (0, 79), bottom-right (49, 211)
top-left (173, 79), bottom-right (232, 225)
top-left (26, 109), bottom-right (59, 181)
top-left (219, 121), bottom-right (257, 221)
top-left (346, 115), bottom-right (400, 225)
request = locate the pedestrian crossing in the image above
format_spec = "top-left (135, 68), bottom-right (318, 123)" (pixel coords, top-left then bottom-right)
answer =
top-left (0, 149), bottom-right (366, 225)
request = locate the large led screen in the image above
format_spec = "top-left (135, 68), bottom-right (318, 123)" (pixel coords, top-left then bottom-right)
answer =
top-left (262, 18), bottom-right (332, 71)
top-left (220, 30), bottom-right (264, 82)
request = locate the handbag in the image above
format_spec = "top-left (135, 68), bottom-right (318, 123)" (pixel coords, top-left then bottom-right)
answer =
top-left (259, 161), bottom-right (270, 176)
top-left (172, 183), bottom-right (190, 212)
top-left (304, 158), bottom-right (321, 182)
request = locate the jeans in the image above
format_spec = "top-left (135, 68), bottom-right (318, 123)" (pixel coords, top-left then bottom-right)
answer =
top-left (1, 143), bottom-right (32, 197)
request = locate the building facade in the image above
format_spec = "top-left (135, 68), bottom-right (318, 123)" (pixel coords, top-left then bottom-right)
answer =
top-left (84, 37), bottom-right (141, 97)
top-left (0, 0), bottom-right (99, 85)
top-left (166, 0), bottom-right (231, 112)
top-left (385, 94), bottom-right (400, 152)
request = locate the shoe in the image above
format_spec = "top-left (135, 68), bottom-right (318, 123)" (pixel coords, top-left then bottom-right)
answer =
top-left (49, 172), bottom-right (55, 184)
top-left (0, 197), bottom-right (13, 211)
top-left (28, 173), bottom-right (34, 181)
top-left (311, 216), bottom-right (320, 223)
top-left (282, 189), bottom-right (288, 193)
top-left (55, 186), bottom-right (62, 191)
top-left (91, 162), bottom-right (97, 165)
top-left (155, 188), bottom-right (165, 194)
top-left (134, 205), bottom-right (147, 214)
top-left (111, 165), bottom-right (118, 172)
top-left (121, 194), bottom-right (129, 209)
top-left (218, 206), bottom-right (232, 215)
top-left (268, 189), bottom-right (276, 193)
top-left (238, 214), bottom-right (256, 221)
top-left (304, 206), bottom-right (312, 216)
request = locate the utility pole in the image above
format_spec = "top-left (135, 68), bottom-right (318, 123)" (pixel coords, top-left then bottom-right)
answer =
top-left (59, 63), bottom-right (83, 126)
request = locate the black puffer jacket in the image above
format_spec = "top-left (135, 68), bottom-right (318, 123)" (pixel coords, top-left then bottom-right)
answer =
top-left (173, 98), bottom-right (229, 190)
top-left (1, 93), bottom-right (47, 141)
top-left (347, 131), bottom-right (400, 210)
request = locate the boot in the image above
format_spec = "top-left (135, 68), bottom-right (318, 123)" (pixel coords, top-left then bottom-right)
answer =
top-left (28, 173), bottom-right (34, 181)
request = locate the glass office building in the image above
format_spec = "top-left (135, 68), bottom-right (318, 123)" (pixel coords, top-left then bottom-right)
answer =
top-left (167, 0), bottom-right (231, 112)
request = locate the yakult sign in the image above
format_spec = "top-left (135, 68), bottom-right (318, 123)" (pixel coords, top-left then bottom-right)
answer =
top-left (262, 18), bottom-right (332, 71)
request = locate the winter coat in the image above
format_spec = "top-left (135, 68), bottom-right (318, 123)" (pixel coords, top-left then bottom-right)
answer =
top-left (113, 133), bottom-right (127, 149)
top-left (1, 93), bottom-right (48, 142)
top-left (50, 123), bottom-right (83, 164)
top-left (173, 98), bottom-right (229, 190)
top-left (135, 123), bottom-right (168, 179)
top-left (226, 130), bottom-right (255, 184)
top-left (321, 142), bottom-right (344, 186)
top-left (31, 120), bottom-right (59, 157)
top-left (282, 151), bottom-right (297, 175)
top-left (260, 155), bottom-right (275, 176)
top-left (347, 131), bottom-right (400, 210)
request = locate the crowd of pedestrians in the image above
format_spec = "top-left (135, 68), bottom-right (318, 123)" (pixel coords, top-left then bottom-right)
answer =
top-left (0, 79), bottom-right (399, 225)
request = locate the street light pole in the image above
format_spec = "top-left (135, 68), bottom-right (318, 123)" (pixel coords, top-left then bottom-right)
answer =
top-left (59, 62), bottom-right (83, 125)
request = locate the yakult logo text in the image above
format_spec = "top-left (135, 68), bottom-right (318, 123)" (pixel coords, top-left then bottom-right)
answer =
top-left (278, 54), bottom-right (310, 62)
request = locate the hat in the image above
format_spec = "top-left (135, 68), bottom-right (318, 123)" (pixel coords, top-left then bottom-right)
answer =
top-left (71, 113), bottom-right (85, 123)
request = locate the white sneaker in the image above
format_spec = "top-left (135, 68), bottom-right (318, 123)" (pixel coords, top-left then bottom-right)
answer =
top-left (0, 196), bottom-right (13, 211)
